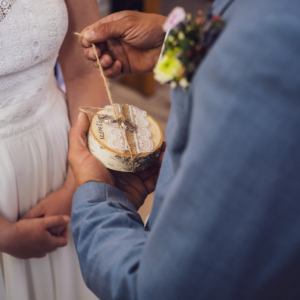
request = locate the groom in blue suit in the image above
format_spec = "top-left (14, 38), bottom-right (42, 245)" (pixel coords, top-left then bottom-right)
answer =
top-left (68, 0), bottom-right (300, 299)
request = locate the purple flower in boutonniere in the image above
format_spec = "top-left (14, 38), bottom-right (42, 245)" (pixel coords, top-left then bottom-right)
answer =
top-left (154, 6), bottom-right (225, 90)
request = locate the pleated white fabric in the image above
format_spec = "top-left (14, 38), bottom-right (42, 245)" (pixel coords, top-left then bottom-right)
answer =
top-left (0, 0), bottom-right (98, 299)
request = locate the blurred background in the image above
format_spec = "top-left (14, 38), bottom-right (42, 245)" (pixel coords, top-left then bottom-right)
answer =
top-left (97, 0), bottom-right (211, 221)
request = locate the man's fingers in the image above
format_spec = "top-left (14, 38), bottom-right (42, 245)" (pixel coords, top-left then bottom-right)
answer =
top-left (103, 61), bottom-right (122, 78)
top-left (43, 215), bottom-right (70, 230)
top-left (79, 35), bottom-right (92, 48)
top-left (100, 54), bottom-right (114, 68)
top-left (136, 164), bottom-right (160, 181)
top-left (144, 173), bottom-right (159, 194)
top-left (84, 47), bottom-right (114, 70)
top-left (79, 11), bottom-right (135, 49)
top-left (94, 60), bottom-right (122, 78)
top-left (82, 18), bottom-right (128, 44)
top-left (84, 47), bottom-right (101, 61)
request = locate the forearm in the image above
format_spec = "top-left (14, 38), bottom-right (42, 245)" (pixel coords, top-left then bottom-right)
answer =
top-left (58, 0), bottom-right (107, 191)
top-left (71, 182), bottom-right (146, 299)
top-left (59, 0), bottom-right (107, 125)
top-left (64, 73), bottom-right (107, 125)
top-left (62, 166), bottom-right (76, 202)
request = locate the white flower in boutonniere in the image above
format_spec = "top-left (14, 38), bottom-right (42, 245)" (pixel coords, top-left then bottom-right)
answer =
top-left (154, 6), bottom-right (226, 90)
top-left (154, 50), bottom-right (183, 84)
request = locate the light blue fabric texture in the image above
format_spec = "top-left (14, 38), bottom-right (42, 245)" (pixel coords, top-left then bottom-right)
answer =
top-left (71, 0), bottom-right (300, 299)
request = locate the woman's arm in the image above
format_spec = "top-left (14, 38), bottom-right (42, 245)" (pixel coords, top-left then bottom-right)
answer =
top-left (59, 0), bottom-right (107, 125)
top-left (22, 1), bottom-right (107, 229)
top-left (58, 0), bottom-right (107, 212)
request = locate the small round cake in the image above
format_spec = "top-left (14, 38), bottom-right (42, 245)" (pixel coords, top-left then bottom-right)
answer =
top-left (88, 104), bottom-right (164, 172)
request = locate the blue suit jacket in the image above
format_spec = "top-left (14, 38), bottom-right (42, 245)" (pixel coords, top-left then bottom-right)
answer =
top-left (71, 0), bottom-right (300, 299)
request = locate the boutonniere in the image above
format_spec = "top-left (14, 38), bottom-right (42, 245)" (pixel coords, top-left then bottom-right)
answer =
top-left (154, 6), bottom-right (225, 90)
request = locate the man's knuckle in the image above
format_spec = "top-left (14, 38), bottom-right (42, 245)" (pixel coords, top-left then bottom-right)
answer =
top-left (125, 15), bottom-right (137, 29)
top-left (97, 22), bottom-right (110, 35)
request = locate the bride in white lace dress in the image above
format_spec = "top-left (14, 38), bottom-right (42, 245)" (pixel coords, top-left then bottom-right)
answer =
top-left (0, 0), bottom-right (106, 299)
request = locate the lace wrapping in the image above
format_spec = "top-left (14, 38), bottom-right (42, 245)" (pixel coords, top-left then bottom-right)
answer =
top-left (103, 104), bottom-right (154, 154)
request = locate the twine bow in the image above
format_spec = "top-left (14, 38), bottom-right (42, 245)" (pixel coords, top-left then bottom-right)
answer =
top-left (74, 32), bottom-right (137, 171)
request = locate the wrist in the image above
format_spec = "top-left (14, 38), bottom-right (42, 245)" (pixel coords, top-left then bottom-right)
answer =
top-left (62, 183), bottom-right (76, 197)
top-left (77, 177), bottom-right (115, 190)
top-left (61, 185), bottom-right (75, 205)
top-left (63, 167), bottom-right (77, 195)
top-left (0, 220), bottom-right (15, 253)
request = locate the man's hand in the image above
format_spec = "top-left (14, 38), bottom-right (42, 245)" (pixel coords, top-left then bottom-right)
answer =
top-left (68, 112), bottom-right (165, 209)
top-left (78, 11), bottom-right (167, 78)
top-left (1, 216), bottom-right (70, 259)
top-left (110, 143), bottom-right (165, 209)
top-left (68, 112), bottom-right (115, 188)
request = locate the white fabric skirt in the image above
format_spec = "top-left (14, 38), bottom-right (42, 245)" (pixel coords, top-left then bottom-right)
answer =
top-left (0, 83), bottom-right (98, 300)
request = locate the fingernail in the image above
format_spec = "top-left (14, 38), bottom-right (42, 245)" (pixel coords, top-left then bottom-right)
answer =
top-left (89, 48), bottom-right (96, 59)
top-left (78, 112), bottom-right (84, 121)
top-left (83, 29), bottom-right (95, 40)
top-left (100, 58), bottom-right (108, 67)
top-left (82, 39), bottom-right (90, 47)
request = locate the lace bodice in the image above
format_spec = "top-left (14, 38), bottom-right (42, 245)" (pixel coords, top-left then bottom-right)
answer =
top-left (0, 0), bottom-right (68, 140)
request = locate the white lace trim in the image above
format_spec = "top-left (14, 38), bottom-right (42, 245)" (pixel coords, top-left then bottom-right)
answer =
top-left (103, 104), bottom-right (154, 153)
top-left (0, 86), bottom-right (45, 125)
top-left (0, 0), bottom-right (16, 22)
top-left (0, 118), bottom-right (40, 139)
top-left (0, 0), bottom-right (68, 139)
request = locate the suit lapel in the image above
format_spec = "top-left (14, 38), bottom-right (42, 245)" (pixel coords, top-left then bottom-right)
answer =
top-left (212, 0), bottom-right (236, 15)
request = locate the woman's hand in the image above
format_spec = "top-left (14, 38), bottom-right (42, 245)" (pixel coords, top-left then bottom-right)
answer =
top-left (68, 112), bottom-right (166, 210)
top-left (21, 186), bottom-right (74, 236)
top-left (0, 216), bottom-right (70, 259)
top-left (78, 11), bottom-right (167, 78)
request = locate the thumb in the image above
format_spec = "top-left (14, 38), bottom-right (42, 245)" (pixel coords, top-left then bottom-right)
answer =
top-left (82, 18), bottom-right (127, 44)
top-left (68, 112), bottom-right (90, 173)
top-left (43, 215), bottom-right (70, 230)
top-left (69, 112), bottom-right (90, 150)
top-left (68, 112), bottom-right (90, 167)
